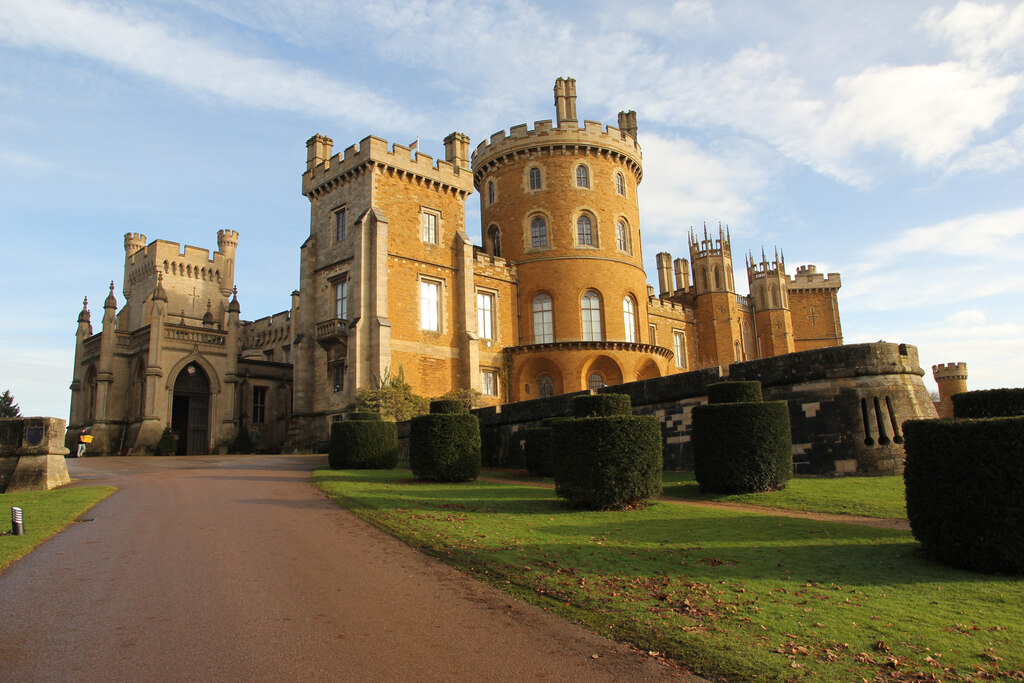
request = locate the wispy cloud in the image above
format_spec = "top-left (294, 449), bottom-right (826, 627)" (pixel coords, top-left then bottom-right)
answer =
top-left (0, 0), bottom-right (417, 131)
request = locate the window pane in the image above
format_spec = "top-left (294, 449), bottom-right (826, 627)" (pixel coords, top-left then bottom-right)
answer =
top-left (532, 294), bottom-right (553, 343)
top-left (577, 216), bottom-right (592, 245)
top-left (576, 165), bottom-right (589, 188)
top-left (531, 217), bottom-right (547, 247)
top-left (477, 292), bottom-right (493, 339)
top-left (335, 281), bottom-right (347, 319)
top-left (623, 297), bottom-right (637, 343)
top-left (335, 208), bottom-right (346, 241)
top-left (529, 167), bottom-right (541, 190)
top-left (488, 181), bottom-right (495, 205)
top-left (421, 281), bottom-right (439, 331)
top-left (422, 212), bottom-right (438, 243)
top-left (616, 173), bottom-right (625, 195)
top-left (582, 292), bottom-right (602, 341)
top-left (481, 370), bottom-right (497, 396)
top-left (674, 332), bottom-right (686, 368)
top-left (616, 221), bottom-right (627, 252)
top-left (588, 373), bottom-right (604, 391)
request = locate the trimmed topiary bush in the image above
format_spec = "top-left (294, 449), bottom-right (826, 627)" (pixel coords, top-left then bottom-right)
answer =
top-left (552, 414), bottom-right (663, 509)
top-left (572, 393), bottom-right (631, 418)
top-left (523, 417), bottom-right (573, 477)
top-left (230, 427), bottom-right (253, 454)
top-left (409, 411), bottom-right (481, 482)
top-left (328, 413), bottom-right (398, 470)
top-left (429, 399), bottom-right (468, 415)
top-left (692, 401), bottom-right (792, 494)
top-left (903, 416), bottom-right (1024, 574)
top-left (708, 381), bottom-right (763, 405)
top-left (952, 388), bottom-right (1024, 419)
top-left (156, 427), bottom-right (178, 456)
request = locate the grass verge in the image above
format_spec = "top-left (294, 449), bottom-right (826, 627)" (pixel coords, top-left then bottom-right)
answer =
top-left (315, 469), bottom-right (1023, 682)
top-left (661, 472), bottom-right (908, 519)
top-left (0, 486), bottom-right (116, 570)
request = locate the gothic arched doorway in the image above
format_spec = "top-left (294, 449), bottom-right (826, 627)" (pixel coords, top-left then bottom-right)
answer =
top-left (171, 362), bottom-right (210, 455)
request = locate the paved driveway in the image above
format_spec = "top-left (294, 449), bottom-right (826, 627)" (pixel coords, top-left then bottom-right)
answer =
top-left (0, 455), bottom-right (695, 681)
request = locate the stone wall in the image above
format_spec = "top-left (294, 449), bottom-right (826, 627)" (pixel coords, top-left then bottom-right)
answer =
top-left (0, 417), bottom-right (71, 492)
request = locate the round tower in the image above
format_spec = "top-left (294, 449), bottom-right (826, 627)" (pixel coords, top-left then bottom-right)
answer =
top-left (124, 232), bottom-right (147, 257)
top-left (932, 362), bottom-right (968, 418)
top-left (471, 77), bottom-right (670, 399)
top-left (217, 229), bottom-right (239, 258)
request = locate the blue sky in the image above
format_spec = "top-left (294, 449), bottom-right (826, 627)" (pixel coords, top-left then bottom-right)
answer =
top-left (1, 0), bottom-right (1022, 419)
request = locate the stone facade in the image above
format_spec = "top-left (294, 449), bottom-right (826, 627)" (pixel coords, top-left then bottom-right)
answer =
top-left (67, 77), bottom-right (859, 456)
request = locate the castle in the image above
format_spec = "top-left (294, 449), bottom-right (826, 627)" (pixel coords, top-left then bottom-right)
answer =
top-left (68, 78), bottom-right (852, 457)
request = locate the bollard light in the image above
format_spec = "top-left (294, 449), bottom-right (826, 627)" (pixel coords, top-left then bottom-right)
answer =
top-left (11, 507), bottom-right (24, 536)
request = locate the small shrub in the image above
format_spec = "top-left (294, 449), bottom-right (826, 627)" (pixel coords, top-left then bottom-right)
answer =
top-left (156, 427), bottom-right (178, 455)
top-left (552, 415), bottom-right (662, 509)
top-left (328, 417), bottom-right (398, 470)
top-left (231, 427), bottom-right (252, 454)
top-left (572, 394), bottom-right (631, 418)
top-left (437, 387), bottom-right (483, 411)
top-left (952, 388), bottom-right (1024, 419)
top-left (430, 399), bottom-right (468, 415)
top-left (692, 402), bottom-right (792, 494)
top-left (409, 413), bottom-right (481, 482)
top-left (903, 416), bottom-right (1024, 574)
top-left (708, 381), bottom-right (763, 404)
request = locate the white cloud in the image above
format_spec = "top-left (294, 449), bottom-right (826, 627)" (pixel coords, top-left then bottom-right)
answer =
top-left (926, 0), bottom-right (1024, 67)
top-left (824, 62), bottom-right (1018, 166)
top-left (947, 309), bottom-right (988, 326)
top-left (0, 149), bottom-right (51, 171)
top-left (948, 123), bottom-right (1024, 173)
top-left (0, 0), bottom-right (416, 130)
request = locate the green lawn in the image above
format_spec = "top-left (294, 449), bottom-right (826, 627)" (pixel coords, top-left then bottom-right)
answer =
top-left (0, 486), bottom-right (115, 570)
top-left (316, 469), bottom-right (1024, 682)
top-left (661, 472), bottom-right (908, 519)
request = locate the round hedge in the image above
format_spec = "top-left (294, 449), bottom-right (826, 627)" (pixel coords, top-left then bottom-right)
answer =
top-left (952, 388), bottom-right (1024, 419)
top-left (409, 413), bottom-right (481, 482)
top-left (430, 399), bottom-right (467, 415)
top-left (328, 419), bottom-right (398, 469)
top-left (348, 411), bottom-right (384, 421)
top-left (692, 401), bottom-right (792, 494)
top-left (552, 415), bottom-right (663, 509)
top-left (572, 393), bottom-right (631, 418)
top-left (903, 416), bottom-right (1024, 574)
top-left (708, 381), bottom-right (763, 405)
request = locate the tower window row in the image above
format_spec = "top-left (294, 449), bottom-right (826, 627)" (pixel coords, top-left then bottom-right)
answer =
top-left (531, 291), bottom-right (640, 344)
top-left (485, 167), bottom-right (629, 200)
top-left (525, 215), bottom-right (632, 253)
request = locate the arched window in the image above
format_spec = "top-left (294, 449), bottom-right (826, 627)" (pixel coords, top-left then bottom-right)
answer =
top-left (576, 215), bottom-right (593, 245)
top-left (528, 167), bottom-right (541, 190)
top-left (623, 296), bottom-right (638, 342)
top-left (615, 221), bottom-right (629, 252)
top-left (486, 225), bottom-right (501, 257)
top-left (530, 216), bottom-right (547, 247)
top-left (735, 340), bottom-right (741, 361)
top-left (582, 291), bottom-right (602, 341)
top-left (487, 181), bottom-right (495, 205)
top-left (771, 285), bottom-right (780, 307)
top-left (588, 373), bottom-right (605, 391)
top-left (714, 266), bottom-right (722, 290)
top-left (538, 374), bottom-right (554, 398)
top-left (757, 287), bottom-right (765, 308)
top-left (576, 165), bottom-right (590, 188)
top-left (700, 268), bottom-right (708, 291)
top-left (532, 294), bottom-right (553, 343)
top-left (615, 172), bottom-right (626, 196)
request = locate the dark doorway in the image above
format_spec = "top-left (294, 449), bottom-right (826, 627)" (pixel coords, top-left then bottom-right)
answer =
top-left (171, 363), bottom-right (211, 455)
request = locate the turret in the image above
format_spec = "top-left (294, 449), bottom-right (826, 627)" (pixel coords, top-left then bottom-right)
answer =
top-left (656, 252), bottom-right (673, 295)
top-left (746, 246), bottom-right (794, 358)
top-left (617, 110), bottom-right (637, 141)
top-left (932, 362), bottom-right (968, 419)
top-left (124, 232), bottom-right (147, 257)
top-left (554, 77), bottom-right (577, 127)
top-left (103, 281), bottom-right (117, 326)
top-left (306, 133), bottom-right (333, 173)
top-left (688, 224), bottom-right (735, 295)
top-left (673, 258), bottom-right (690, 291)
top-left (217, 229), bottom-right (239, 259)
top-left (77, 297), bottom-right (92, 337)
top-left (443, 132), bottom-right (471, 171)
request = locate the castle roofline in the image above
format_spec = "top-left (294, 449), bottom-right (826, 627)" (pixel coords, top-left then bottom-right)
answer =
top-left (303, 134), bottom-right (474, 199)
top-left (470, 119), bottom-right (643, 189)
top-left (787, 265), bottom-right (841, 290)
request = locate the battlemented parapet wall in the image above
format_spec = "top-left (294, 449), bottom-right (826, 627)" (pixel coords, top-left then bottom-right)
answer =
top-left (464, 342), bottom-right (935, 474)
top-left (0, 417), bottom-right (71, 492)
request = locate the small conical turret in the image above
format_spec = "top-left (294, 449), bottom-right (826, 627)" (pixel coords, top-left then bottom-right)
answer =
top-left (104, 281), bottom-right (117, 309)
top-left (228, 286), bottom-right (240, 314)
top-left (78, 297), bottom-right (91, 324)
top-left (152, 272), bottom-right (168, 302)
top-left (202, 300), bottom-right (215, 327)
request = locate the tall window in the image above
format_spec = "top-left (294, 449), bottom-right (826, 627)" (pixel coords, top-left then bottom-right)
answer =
top-left (332, 363), bottom-right (345, 392)
top-left (422, 211), bottom-right (438, 244)
top-left (623, 296), bottom-right (637, 342)
top-left (588, 373), bottom-right (605, 391)
top-left (334, 281), bottom-right (348, 320)
top-left (673, 331), bottom-right (687, 368)
top-left (335, 207), bottom-right (347, 241)
top-left (252, 386), bottom-right (266, 424)
top-left (714, 266), bottom-right (722, 290)
top-left (616, 221), bottom-right (628, 252)
top-left (529, 167), bottom-right (541, 190)
top-left (538, 374), bottom-right (554, 398)
top-left (530, 216), bottom-right (547, 247)
top-left (481, 370), bottom-right (497, 396)
top-left (576, 165), bottom-right (590, 188)
top-left (615, 172), bottom-right (626, 196)
top-left (487, 181), bottom-right (495, 205)
top-left (477, 292), bottom-right (494, 340)
top-left (576, 215), bottom-right (593, 245)
top-left (649, 324), bottom-right (657, 345)
top-left (487, 225), bottom-right (501, 257)
top-left (582, 291), bottom-right (602, 341)
top-left (532, 294), bottom-right (553, 343)
top-left (420, 280), bottom-right (440, 331)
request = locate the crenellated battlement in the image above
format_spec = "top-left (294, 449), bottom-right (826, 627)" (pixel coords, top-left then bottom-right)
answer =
top-left (746, 248), bottom-right (786, 281)
top-left (688, 225), bottom-right (731, 260)
top-left (242, 310), bottom-right (292, 352)
top-left (787, 264), bottom-right (841, 290)
top-left (303, 134), bottom-right (474, 199)
top-left (932, 362), bottom-right (968, 381)
top-left (470, 118), bottom-right (643, 189)
top-left (647, 294), bottom-right (691, 318)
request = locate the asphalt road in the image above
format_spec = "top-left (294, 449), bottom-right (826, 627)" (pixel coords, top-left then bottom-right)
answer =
top-left (0, 455), bottom-right (698, 682)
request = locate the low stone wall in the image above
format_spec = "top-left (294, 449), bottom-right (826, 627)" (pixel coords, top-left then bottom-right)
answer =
top-left (425, 342), bottom-right (936, 475)
top-left (0, 417), bottom-right (71, 492)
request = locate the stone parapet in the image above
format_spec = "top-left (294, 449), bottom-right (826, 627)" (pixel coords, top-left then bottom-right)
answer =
top-left (788, 265), bottom-right (841, 291)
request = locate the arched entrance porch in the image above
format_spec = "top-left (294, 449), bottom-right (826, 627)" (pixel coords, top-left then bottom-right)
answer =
top-left (171, 362), bottom-right (210, 454)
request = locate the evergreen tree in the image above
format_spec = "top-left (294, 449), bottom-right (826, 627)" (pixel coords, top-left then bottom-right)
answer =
top-left (0, 390), bottom-right (21, 418)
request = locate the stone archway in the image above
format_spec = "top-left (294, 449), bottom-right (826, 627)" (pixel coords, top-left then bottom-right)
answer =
top-left (171, 362), bottom-right (210, 455)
